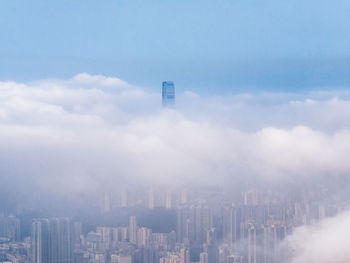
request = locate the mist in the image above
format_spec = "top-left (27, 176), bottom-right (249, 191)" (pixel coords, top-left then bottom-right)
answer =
top-left (1, 73), bottom-right (350, 196)
top-left (1, 73), bottom-right (350, 262)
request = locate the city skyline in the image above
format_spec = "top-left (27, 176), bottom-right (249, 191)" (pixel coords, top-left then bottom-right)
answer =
top-left (1, 185), bottom-right (348, 263)
top-left (0, 72), bottom-right (349, 263)
top-left (1, 0), bottom-right (350, 263)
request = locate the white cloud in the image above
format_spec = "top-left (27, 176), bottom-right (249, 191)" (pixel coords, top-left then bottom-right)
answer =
top-left (0, 73), bottom-right (350, 195)
top-left (1, 73), bottom-right (350, 261)
top-left (183, 90), bottom-right (200, 99)
top-left (284, 210), bottom-right (350, 263)
top-left (71, 72), bottom-right (132, 88)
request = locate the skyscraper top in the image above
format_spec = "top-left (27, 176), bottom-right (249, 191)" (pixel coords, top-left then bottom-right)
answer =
top-left (162, 81), bottom-right (175, 107)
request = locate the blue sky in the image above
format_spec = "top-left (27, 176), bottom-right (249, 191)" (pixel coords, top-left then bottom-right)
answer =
top-left (1, 0), bottom-right (350, 93)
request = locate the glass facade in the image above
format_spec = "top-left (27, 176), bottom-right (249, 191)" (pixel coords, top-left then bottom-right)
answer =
top-left (162, 81), bottom-right (175, 107)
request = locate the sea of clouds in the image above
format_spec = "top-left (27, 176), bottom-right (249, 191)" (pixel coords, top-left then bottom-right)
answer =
top-left (1, 73), bottom-right (350, 189)
top-left (0, 73), bottom-right (350, 262)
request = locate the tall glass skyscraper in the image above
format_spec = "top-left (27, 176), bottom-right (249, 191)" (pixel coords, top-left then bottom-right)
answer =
top-left (162, 81), bottom-right (175, 107)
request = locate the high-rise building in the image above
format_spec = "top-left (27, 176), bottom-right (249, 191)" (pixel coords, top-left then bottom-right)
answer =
top-left (0, 215), bottom-right (21, 241)
top-left (195, 205), bottom-right (212, 245)
top-left (165, 190), bottom-right (173, 209)
top-left (162, 81), bottom-right (175, 107)
top-left (222, 206), bottom-right (243, 248)
top-left (32, 219), bottom-right (48, 263)
top-left (31, 218), bottom-right (74, 263)
top-left (101, 191), bottom-right (111, 213)
top-left (129, 216), bottom-right (138, 244)
top-left (180, 248), bottom-right (190, 263)
top-left (135, 246), bottom-right (158, 263)
top-left (137, 227), bottom-right (152, 246)
top-left (199, 252), bottom-right (208, 263)
top-left (176, 206), bottom-right (188, 243)
top-left (96, 227), bottom-right (112, 250)
top-left (176, 205), bottom-right (212, 246)
top-left (204, 243), bottom-right (219, 263)
top-left (247, 224), bottom-right (257, 263)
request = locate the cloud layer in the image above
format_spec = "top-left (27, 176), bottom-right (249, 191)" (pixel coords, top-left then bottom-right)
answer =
top-left (0, 73), bottom-right (350, 196)
top-left (283, 210), bottom-right (350, 263)
top-left (1, 73), bottom-right (350, 261)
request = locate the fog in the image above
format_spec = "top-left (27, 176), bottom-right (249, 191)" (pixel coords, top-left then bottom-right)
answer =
top-left (1, 74), bottom-right (350, 189)
top-left (1, 73), bottom-right (350, 261)
top-left (282, 210), bottom-right (350, 263)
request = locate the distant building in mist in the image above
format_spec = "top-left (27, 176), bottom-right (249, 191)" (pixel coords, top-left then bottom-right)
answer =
top-left (162, 81), bottom-right (175, 107)
top-left (129, 216), bottom-right (138, 244)
top-left (180, 248), bottom-right (190, 263)
top-left (200, 252), bottom-right (208, 263)
top-left (176, 205), bottom-right (212, 245)
top-left (0, 215), bottom-right (21, 241)
top-left (31, 218), bottom-right (75, 263)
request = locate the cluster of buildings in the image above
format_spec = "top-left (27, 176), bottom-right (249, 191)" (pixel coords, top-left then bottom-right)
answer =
top-left (0, 214), bottom-right (29, 263)
top-left (0, 215), bottom-right (21, 243)
top-left (0, 187), bottom-right (346, 263)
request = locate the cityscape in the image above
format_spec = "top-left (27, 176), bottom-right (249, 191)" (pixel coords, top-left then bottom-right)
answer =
top-left (1, 1), bottom-right (350, 263)
top-left (0, 184), bottom-right (348, 263)
top-left (0, 82), bottom-right (348, 263)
